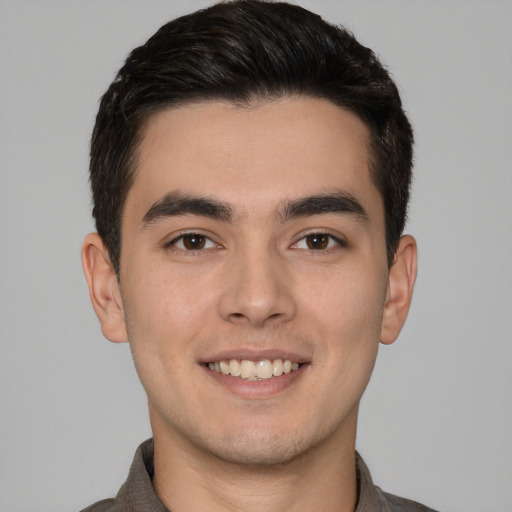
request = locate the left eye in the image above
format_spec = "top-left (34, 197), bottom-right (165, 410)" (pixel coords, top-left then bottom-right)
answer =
top-left (170, 233), bottom-right (218, 251)
top-left (293, 233), bottom-right (343, 250)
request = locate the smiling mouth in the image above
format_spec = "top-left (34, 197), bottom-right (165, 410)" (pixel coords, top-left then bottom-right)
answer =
top-left (207, 359), bottom-right (301, 380)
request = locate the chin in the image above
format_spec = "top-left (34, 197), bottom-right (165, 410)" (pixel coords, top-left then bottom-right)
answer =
top-left (213, 432), bottom-right (306, 467)
top-left (199, 421), bottom-right (333, 468)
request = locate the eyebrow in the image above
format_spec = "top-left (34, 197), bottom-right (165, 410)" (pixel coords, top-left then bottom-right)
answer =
top-left (280, 191), bottom-right (369, 223)
top-left (142, 192), bottom-right (233, 226)
top-left (141, 190), bottom-right (368, 228)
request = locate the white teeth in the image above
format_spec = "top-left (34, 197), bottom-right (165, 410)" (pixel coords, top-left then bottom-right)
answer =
top-left (256, 360), bottom-right (273, 379)
top-left (208, 358), bottom-right (301, 380)
top-left (240, 360), bottom-right (256, 379)
top-left (229, 358), bottom-right (241, 377)
top-left (219, 360), bottom-right (230, 375)
top-left (272, 359), bottom-right (284, 376)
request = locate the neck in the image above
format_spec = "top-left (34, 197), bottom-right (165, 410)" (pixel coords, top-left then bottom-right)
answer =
top-left (151, 414), bottom-right (358, 512)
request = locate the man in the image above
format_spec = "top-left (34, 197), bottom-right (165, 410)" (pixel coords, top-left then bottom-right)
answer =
top-left (81, 1), bottom-right (435, 510)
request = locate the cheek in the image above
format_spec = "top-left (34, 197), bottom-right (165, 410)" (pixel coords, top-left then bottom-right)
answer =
top-left (121, 270), bottom-right (206, 399)
top-left (297, 272), bottom-right (383, 432)
top-left (305, 267), bottom-right (386, 337)
top-left (300, 264), bottom-right (386, 389)
top-left (120, 276), bottom-right (206, 395)
top-left (124, 264), bottom-right (216, 335)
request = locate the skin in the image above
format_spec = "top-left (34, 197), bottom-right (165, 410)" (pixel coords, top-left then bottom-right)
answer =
top-left (82, 98), bottom-right (417, 512)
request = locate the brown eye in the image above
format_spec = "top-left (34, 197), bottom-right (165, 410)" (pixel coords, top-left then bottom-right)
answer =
top-left (292, 232), bottom-right (345, 251)
top-left (182, 234), bottom-right (206, 250)
top-left (305, 233), bottom-right (330, 250)
top-left (167, 233), bottom-right (218, 253)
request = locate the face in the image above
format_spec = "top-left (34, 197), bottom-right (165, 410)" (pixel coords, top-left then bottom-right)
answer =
top-left (104, 98), bottom-right (403, 465)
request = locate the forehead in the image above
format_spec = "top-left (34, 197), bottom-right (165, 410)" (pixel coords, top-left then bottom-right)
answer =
top-left (128, 98), bottom-right (381, 223)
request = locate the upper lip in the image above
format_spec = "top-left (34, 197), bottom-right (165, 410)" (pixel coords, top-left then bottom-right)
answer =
top-left (201, 348), bottom-right (309, 364)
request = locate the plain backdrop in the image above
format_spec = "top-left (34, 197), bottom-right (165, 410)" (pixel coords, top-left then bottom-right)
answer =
top-left (1, 1), bottom-right (511, 511)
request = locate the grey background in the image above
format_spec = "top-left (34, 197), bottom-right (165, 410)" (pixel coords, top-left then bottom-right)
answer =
top-left (1, 1), bottom-right (511, 511)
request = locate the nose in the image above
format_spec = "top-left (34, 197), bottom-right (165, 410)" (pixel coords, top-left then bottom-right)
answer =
top-left (218, 245), bottom-right (297, 328)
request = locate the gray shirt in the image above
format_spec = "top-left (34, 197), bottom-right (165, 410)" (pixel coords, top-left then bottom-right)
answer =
top-left (80, 439), bottom-right (438, 512)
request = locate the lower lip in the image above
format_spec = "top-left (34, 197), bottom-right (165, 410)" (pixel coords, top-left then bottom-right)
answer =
top-left (203, 364), bottom-right (307, 399)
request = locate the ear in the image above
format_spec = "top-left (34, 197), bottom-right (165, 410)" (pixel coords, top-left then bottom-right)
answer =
top-left (81, 233), bottom-right (128, 343)
top-left (380, 235), bottom-right (417, 345)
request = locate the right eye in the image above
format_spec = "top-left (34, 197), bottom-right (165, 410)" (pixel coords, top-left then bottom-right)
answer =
top-left (167, 233), bottom-right (218, 251)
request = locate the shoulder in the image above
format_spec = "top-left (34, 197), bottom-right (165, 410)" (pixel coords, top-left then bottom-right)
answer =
top-left (79, 498), bottom-right (123, 512)
top-left (355, 452), bottom-right (439, 512)
top-left (377, 488), bottom-right (440, 512)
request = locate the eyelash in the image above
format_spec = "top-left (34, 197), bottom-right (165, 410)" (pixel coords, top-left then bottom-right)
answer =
top-left (292, 232), bottom-right (347, 251)
top-left (165, 232), bottom-right (220, 253)
top-left (165, 231), bottom-right (346, 254)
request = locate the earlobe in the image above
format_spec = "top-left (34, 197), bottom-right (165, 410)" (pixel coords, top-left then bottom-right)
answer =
top-left (380, 235), bottom-right (417, 345)
top-left (81, 233), bottom-right (128, 343)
